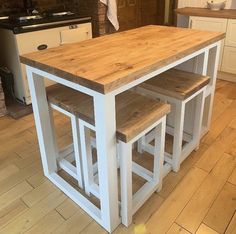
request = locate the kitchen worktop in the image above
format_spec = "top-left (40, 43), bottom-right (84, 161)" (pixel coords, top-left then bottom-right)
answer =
top-left (20, 25), bottom-right (225, 94)
top-left (176, 7), bottom-right (236, 19)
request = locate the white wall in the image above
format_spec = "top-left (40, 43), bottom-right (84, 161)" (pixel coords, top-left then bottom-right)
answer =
top-left (178, 0), bottom-right (236, 9)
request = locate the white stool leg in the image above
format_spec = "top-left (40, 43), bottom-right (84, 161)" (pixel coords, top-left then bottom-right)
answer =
top-left (119, 141), bottom-right (133, 227)
top-left (79, 121), bottom-right (94, 196)
top-left (137, 136), bottom-right (145, 154)
top-left (172, 101), bottom-right (185, 172)
top-left (71, 116), bottom-right (83, 188)
top-left (48, 104), bottom-right (60, 162)
top-left (153, 117), bottom-right (166, 192)
top-left (193, 89), bottom-right (206, 151)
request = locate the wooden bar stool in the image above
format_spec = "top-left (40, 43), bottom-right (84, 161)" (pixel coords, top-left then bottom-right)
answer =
top-left (47, 84), bottom-right (94, 189)
top-left (116, 94), bottom-right (170, 226)
top-left (136, 69), bottom-right (210, 172)
top-left (47, 84), bottom-right (170, 227)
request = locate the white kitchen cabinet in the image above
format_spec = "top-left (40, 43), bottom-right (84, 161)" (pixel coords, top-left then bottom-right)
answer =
top-left (1, 22), bottom-right (92, 104)
top-left (16, 27), bottom-right (62, 95)
top-left (16, 28), bottom-right (61, 54)
top-left (189, 16), bottom-right (227, 69)
top-left (189, 16), bottom-right (227, 32)
top-left (60, 25), bottom-right (92, 44)
top-left (225, 19), bottom-right (236, 47)
top-left (221, 46), bottom-right (236, 74)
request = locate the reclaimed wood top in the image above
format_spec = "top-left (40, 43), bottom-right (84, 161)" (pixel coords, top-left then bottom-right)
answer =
top-left (140, 69), bottom-right (210, 100)
top-left (176, 7), bottom-right (236, 19)
top-left (20, 25), bottom-right (225, 94)
top-left (47, 84), bottom-right (170, 142)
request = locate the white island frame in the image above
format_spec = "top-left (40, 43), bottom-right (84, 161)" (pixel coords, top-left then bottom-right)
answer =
top-left (25, 36), bottom-right (221, 233)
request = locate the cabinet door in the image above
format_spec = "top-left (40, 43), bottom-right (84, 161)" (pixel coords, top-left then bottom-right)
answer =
top-left (221, 46), bottom-right (236, 74)
top-left (189, 16), bottom-right (227, 32)
top-left (225, 19), bottom-right (236, 47)
top-left (16, 28), bottom-right (61, 55)
top-left (189, 16), bottom-right (227, 70)
top-left (60, 25), bottom-right (92, 44)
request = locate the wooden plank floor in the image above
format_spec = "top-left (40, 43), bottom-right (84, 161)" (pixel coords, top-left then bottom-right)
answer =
top-left (0, 79), bottom-right (235, 234)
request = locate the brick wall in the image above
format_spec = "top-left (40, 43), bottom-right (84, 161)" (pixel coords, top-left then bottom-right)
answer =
top-left (0, 0), bottom-right (110, 36)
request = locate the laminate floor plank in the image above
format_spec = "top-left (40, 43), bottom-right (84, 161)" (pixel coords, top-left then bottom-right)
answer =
top-left (211, 93), bottom-right (233, 122)
top-left (195, 127), bottom-right (236, 172)
top-left (55, 198), bottom-right (81, 220)
top-left (80, 221), bottom-right (108, 234)
top-left (26, 170), bottom-right (47, 188)
top-left (196, 224), bottom-right (219, 234)
top-left (0, 181), bottom-right (33, 210)
top-left (166, 223), bottom-right (191, 234)
top-left (145, 167), bottom-right (208, 233)
top-left (204, 182), bottom-right (236, 233)
top-left (159, 144), bottom-right (208, 198)
top-left (225, 212), bottom-right (236, 234)
top-left (0, 162), bottom-right (41, 196)
top-left (229, 118), bottom-right (236, 129)
top-left (176, 154), bottom-right (235, 233)
top-left (228, 168), bottom-right (236, 186)
top-left (202, 101), bottom-right (236, 145)
top-left (0, 190), bottom-right (66, 234)
top-left (22, 180), bottom-right (57, 207)
top-left (52, 211), bottom-right (92, 234)
top-left (0, 164), bottom-right (19, 182)
top-left (25, 210), bottom-right (65, 234)
top-left (0, 199), bottom-right (28, 228)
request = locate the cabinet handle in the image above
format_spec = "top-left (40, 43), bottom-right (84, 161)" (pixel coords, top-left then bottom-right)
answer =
top-left (190, 20), bottom-right (193, 28)
top-left (37, 44), bottom-right (48, 50)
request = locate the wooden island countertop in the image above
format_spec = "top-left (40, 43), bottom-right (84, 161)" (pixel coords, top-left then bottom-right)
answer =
top-left (20, 25), bottom-right (225, 94)
top-left (176, 7), bottom-right (236, 19)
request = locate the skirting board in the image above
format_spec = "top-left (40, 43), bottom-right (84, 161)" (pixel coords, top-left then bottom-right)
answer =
top-left (218, 71), bottom-right (236, 83)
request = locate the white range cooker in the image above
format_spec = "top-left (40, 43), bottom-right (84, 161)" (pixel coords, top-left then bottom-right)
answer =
top-left (0, 11), bottom-right (92, 105)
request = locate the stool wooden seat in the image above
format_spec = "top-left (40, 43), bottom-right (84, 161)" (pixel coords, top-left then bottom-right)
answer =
top-left (136, 69), bottom-right (210, 172)
top-left (47, 84), bottom-right (170, 142)
top-left (140, 69), bottom-right (210, 100)
top-left (47, 84), bottom-right (170, 227)
top-left (47, 84), bottom-right (94, 125)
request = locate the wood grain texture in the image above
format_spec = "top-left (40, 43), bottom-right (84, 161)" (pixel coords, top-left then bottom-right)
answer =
top-left (176, 7), bottom-right (236, 20)
top-left (25, 210), bottom-right (64, 234)
top-left (20, 25), bottom-right (225, 94)
top-left (146, 167), bottom-right (208, 233)
top-left (0, 190), bottom-right (66, 234)
top-left (51, 211), bottom-right (92, 234)
top-left (47, 85), bottom-right (170, 142)
top-left (204, 182), bottom-right (236, 234)
top-left (47, 84), bottom-right (94, 125)
top-left (0, 199), bottom-right (28, 229)
top-left (140, 69), bottom-right (210, 100)
top-left (228, 168), bottom-right (236, 186)
top-left (167, 223), bottom-right (191, 234)
top-left (196, 127), bottom-right (236, 172)
top-left (196, 224), bottom-right (219, 234)
top-left (176, 153), bottom-right (235, 233)
top-left (55, 198), bottom-right (80, 220)
top-left (225, 212), bottom-right (236, 234)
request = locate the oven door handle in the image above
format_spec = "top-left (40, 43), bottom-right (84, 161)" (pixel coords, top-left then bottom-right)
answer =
top-left (37, 44), bottom-right (48, 50)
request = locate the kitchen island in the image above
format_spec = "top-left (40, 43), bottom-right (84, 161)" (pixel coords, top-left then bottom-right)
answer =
top-left (20, 25), bottom-right (224, 233)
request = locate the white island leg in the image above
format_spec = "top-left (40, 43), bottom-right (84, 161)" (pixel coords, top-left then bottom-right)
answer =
top-left (93, 93), bottom-right (120, 233)
top-left (26, 67), bottom-right (58, 176)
